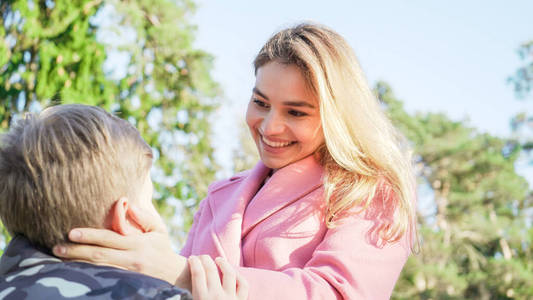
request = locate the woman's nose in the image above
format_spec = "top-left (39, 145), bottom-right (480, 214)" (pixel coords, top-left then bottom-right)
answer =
top-left (260, 112), bottom-right (285, 135)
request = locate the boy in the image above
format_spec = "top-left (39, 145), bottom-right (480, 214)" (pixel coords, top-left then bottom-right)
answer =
top-left (0, 104), bottom-right (190, 299)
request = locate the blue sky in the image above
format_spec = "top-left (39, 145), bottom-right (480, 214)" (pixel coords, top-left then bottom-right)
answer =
top-left (191, 1), bottom-right (533, 180)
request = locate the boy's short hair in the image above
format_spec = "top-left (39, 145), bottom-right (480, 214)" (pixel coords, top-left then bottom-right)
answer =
top-left (0, 104), bottom-right (153, 250)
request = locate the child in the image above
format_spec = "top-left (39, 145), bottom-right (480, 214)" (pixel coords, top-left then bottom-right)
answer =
top-left (54, 23), bottom-right (416, 299)
top-left (0, 104), bottom-right (246, 300)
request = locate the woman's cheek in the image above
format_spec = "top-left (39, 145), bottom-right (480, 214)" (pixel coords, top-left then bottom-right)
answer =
top-left (247, 109), bottom-right (265, 132)
top-left (245, 106), bottom-right (256, 129)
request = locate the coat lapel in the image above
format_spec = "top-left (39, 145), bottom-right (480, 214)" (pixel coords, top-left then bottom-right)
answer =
top-left (209, 162), bottom-right (271, 265)
top-left (207, 155), bottom-right (324, 264)
top-left (241, 155), bottom-right (324, 237)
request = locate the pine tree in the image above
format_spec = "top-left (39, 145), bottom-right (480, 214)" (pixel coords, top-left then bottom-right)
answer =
top-left (509, 41), bottom-right (533, 100)
top-left (1, 0), bottom-right (115, 126)
top-left (100, 0), bottom-right (219, 241)
top-left (1, 0), bottom-right (218, 248)
top-left (509, 40), bottom-right (533, 159)
top-left (378, 82), bottom-right (533, 299)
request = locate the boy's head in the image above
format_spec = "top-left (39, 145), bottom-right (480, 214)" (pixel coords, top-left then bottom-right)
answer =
top-left (0, 104), bottom-right (154, 250)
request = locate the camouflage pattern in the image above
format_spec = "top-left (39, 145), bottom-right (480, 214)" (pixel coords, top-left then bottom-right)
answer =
top-left (0, 235), bottom-right (192, 300)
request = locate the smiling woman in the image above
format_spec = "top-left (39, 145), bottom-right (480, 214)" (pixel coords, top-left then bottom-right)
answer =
top-left (54, 22), bottom-right (416, 300)
top-left (246, 62), bottom-right (324, 170)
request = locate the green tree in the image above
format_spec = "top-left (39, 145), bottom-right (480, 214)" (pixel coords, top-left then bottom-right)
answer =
top-left (378, 82), bottom-right (533, 299)
top-left (1, 0), bottom-right (115, 125)
top-left (509, 41), bottom-right (533, 100)
top-left (232, 120), bottom-right (259, 173)
top-left (101, 0), bottom-right (219, 243)
top-left (509, 40), bottom-right (533, 153)
top-left (1, 0), bottom-right (218, 249)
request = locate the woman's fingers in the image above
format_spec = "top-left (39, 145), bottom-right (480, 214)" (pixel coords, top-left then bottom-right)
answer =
top-left (66, 228), bottom-right (132, 249)
top-left (129, 202), bottom-right (167, 233)
top-left (189, 255), bottom-right (247, 300)
top-left (216, 257), bottom-right (249, 300)
top-left (199, 255), bottom-right (222, 292)
top-left (215, 257), bottom-right (236, 294)
top-left (235, 271), bottom-right (249, 300)
top-left (189, 256), bottom-right (208, 299)
top-left (53, 229), bottom-right (186, 286)
top-left (53, 244), bottom-right (133, 268)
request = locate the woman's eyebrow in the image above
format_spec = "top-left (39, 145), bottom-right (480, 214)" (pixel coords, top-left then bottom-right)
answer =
top-left (252, 87), bottom-right (269, 100)
top-left (253, 87), bottom-right (315, 108)
top-left (282, 101), bottom-right (315, 109)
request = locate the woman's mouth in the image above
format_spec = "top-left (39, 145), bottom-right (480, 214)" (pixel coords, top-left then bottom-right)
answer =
top-left (261, 135), bottom-right (296, 148)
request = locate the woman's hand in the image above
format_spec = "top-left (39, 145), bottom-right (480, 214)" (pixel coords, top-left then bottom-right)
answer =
top-left (189, 256), bottom-right (248, 300)
top-left (53, 202), bottom-right (191, 290)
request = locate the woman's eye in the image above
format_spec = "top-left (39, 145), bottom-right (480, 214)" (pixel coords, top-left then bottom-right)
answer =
top-left (289, 110), bottom-right (307, 117)
top-left (253, 99), bottom-right (269, 108)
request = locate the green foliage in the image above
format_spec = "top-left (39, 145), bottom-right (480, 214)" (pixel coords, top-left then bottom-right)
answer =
top-left (508, 40), bottom-right (533, 155)
top-left (233, 120), bottom-right (259, 173)
top-left (1, 0), bottom-right (116, 121)
top-left (1, 0), bottom-right (218, 246)
top-left (102, 0), bottom-right (219, 240)
top-left (509, 41), bottom-right (533, 99)
top-left (377, 82), bottom-right (532, 299)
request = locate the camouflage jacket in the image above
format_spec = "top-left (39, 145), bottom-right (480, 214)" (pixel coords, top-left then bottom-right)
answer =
top-left (0, 235), bottom-right (192, 300)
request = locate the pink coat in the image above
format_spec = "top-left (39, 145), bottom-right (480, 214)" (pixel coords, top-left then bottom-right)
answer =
top-left (181, 155), bottom-right (411, 299)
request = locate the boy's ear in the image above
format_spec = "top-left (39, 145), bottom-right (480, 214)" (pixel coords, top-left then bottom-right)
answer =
top-left (110, 197), bottom-right (140, 235)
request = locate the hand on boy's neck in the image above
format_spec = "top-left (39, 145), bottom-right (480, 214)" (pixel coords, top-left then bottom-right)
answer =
top-left (60, 198), bottom-right (147, 268)
top-left (53, 199), bottom-right (189, 290)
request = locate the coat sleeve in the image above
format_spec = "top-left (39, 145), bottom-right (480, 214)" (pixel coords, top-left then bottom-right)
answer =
top-left (236, 214), bottom-right (411, 300)
top-left (180, 176), bottom-right (242, 256)
top-left (180, 198), bottom-right (206, 256)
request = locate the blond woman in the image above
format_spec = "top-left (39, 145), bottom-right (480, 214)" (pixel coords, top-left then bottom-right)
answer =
top-left (54, 23), bottom-right (416, 299)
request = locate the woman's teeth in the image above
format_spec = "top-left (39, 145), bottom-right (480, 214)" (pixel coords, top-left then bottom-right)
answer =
top-left (262, 136), bottom-right (293, 148)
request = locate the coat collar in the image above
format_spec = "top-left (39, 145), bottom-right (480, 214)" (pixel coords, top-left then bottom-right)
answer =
top-left (241, 155), bottom-right (324, 236)
top-left (209, 155), bottom-right (324, 264)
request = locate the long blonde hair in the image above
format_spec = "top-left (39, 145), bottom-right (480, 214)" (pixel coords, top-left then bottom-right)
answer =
top-left (254, 23), bottom-right (416, 244)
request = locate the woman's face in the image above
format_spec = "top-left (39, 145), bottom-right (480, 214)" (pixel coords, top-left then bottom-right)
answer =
top-left (246, 61), bottom-right (324, 170)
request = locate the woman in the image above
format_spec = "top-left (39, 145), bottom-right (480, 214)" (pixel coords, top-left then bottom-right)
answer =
top-left (54, 23), bottom-right (417, 299)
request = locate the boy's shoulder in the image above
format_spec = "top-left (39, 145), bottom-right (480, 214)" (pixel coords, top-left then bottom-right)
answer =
top-left (0, 262), bottom-right (192, 300)
top-left (0, 236), bottom-right (192, 300)
top-left (207, 169), bottom-right (253, 194)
